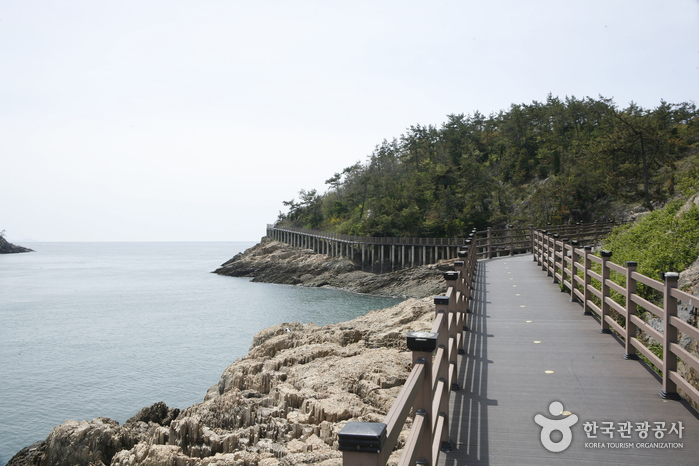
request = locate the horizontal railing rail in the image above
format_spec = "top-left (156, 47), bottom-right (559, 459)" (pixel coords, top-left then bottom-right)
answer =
top-left (533, 229), bottom-right (699, 406)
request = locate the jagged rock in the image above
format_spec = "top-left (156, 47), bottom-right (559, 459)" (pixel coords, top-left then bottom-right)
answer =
top-left (41, 417), bottom-right (129, 466)
top-left (126, 401), bottom-right (180, 427)
top-left (6, 441), bottom-right (46, 466)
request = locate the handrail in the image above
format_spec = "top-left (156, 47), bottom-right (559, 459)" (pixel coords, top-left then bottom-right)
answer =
top-left (532, 229), bottom-right (699, 406)
top-left (267, 222), bottom-right (620, 271)
top-left (338, 238), bottom-right (477, 465)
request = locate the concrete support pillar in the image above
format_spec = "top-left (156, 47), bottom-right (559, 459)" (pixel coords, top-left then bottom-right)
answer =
top-left (362, 243), bottom-right (366, 270)
top-left (380, 245), bottom-right (384, 274)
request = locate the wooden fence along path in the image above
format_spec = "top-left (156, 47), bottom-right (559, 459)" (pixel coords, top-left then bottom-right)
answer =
top-left (337, 237), bottom-right (478, 465)
top-left (532, 229), bottom-right (699, 406)
top-left (267, 224), bottom-right (699, 464)
top-left (267, 223), bottom-right (617, 272)
top-left (438, 254), bottom-right (699, 465)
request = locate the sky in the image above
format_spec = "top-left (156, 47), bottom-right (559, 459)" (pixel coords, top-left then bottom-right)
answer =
top-left (1, 1), bottom-right (698, 242)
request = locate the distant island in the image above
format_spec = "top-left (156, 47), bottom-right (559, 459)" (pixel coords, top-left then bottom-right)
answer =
top-left (0, 234), bottom-right (33, 254)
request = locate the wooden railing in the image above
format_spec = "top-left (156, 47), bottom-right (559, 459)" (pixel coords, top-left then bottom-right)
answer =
top-left (533, 229), bottom-right (699, 405)
top-left (267, 222), bottom-right (618, 272)
top-left (472, 222), bottom-right (618, 260)
top-left (337, 241), bottom-right (478, 465)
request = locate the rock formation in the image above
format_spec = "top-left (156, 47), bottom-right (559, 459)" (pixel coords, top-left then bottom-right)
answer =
top-left (0, 235), bottom-right (33, 253)
top-left (213, 237), bottom-right (451, 298)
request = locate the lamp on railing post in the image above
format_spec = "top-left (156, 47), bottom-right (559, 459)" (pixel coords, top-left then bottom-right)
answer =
top-left (406, 331), bottom-right (437, 465)
top-left (443, 271), bottom-right (461, 392)
top-left (599, 250), bottom-right (613, 334)
top-left (661, 272), bottom-right (681, 400)
top-left (432, 295), bottom-right (452, 455)
top-left (624, 261), bottom-right (639, 360)
top-left (338, 421), bottom-right (387, 466)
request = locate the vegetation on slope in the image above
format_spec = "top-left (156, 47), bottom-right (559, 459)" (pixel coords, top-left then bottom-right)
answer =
top-left (602, 200), bottom-right (699, 281)
top-left (278, 95), bottom-right (699, 237)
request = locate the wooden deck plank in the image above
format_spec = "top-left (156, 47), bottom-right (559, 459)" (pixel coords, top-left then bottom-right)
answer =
top-left (438, 255), bottom-right (699, 466)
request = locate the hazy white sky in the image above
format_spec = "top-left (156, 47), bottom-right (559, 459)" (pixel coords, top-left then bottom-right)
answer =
top-left (2, 1), bottom-right (698, 242)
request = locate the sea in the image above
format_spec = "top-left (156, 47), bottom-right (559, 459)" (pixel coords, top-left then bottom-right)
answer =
top-left (0, 242), bottom-right (403, 465)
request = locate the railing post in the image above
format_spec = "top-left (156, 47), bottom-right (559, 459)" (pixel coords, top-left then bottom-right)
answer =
top-left (529, 225), bottom-right (535, 258)
top-left (540, 231), bottom-right (548, 270)
top-left (624, 261), bottom-right (639, 360)
top-left (560, 238), bottom-right (569, 290)
top-left (550, 234), bottom-right (559, 279)
top-left (576, 222), bottom-right (581, 243)
top-left (661, 272), bottom-right (681, 400)
top-left (509, 225), bottom-right (514, 256)
top-left (487, 227), bottom-right (492, 259)
top-left (551, 234), bottom-right (559, 282)
top-left (457, 250), bottom-right (469, 313)
top-left (338, 422), bottom-right (387, 466)
top-left (583, 246), bottom-right (593, 315)
top-left (599, 250), bottom-right (612, 333)
top-left (569, 240), bottom-right (579, 302)
top-left (433, 296), bottom-right (451, 455)
top-left (444, 271), bottom-right (461, 391)
top-left (407, 332), bottom-right (437, 465)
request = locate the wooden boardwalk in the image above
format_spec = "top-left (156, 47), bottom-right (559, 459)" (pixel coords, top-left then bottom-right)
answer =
top-left (438, 255), bottom-right (699, 465)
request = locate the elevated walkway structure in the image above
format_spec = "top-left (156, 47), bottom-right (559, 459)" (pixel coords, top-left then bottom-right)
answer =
top-left (439, 255), bottom-right (699, 465)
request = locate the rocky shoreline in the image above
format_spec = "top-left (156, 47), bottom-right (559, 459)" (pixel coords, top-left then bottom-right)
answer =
top-left (9, 298), bottom-right (438, 466)
top-left (0, 236), bottom-right (33, 254)
top-left (9, 240), bottom-right (447, 466)
top-left (213, 237), bottom-right (452, 298)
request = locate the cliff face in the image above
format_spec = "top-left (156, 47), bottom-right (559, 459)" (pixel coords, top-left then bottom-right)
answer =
top-left (0, 236), bottom-right (33, 253)
top-left (213, 237), bottom-right (452, 298)
top-left (9, 298), bottom-right (438, 466)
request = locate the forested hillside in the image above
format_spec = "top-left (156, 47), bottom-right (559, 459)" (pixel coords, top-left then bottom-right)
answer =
top-left (278, 95), bottom-right (699, 238)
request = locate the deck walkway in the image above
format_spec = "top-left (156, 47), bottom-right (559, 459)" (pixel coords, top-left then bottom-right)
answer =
top-left (438, 255), bottom-right (699, 465)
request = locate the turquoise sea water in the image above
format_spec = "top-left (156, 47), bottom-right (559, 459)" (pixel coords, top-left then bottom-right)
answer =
top-left (0, 242), bottom-right (402, 465)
